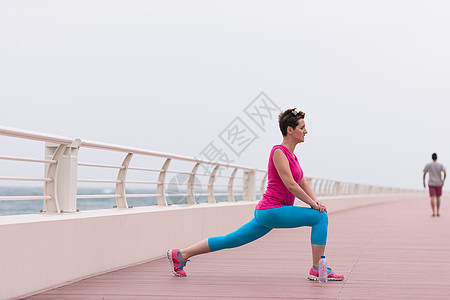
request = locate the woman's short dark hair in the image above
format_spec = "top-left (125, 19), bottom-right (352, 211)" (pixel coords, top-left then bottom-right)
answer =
top-left (278, 108), bottom-right (305, 136)
top-left (432, 153), bottom-right (438, 160)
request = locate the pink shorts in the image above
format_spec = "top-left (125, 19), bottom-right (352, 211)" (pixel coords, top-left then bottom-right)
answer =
top-left (429, 186), bottom-right (442, 197)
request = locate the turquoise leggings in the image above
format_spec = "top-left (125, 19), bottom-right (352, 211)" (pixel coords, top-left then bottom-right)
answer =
top-left (208, 206), bottom-right (328, 252)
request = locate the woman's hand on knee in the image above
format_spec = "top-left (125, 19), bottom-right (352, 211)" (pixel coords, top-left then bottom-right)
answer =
top-left (311, 201), bottom-right (327, 213)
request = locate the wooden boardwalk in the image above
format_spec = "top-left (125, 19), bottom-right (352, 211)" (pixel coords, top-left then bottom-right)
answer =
top-left (25, 194), bottom-right (450, 299)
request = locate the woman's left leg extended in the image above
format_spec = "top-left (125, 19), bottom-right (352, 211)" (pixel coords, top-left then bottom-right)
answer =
top-left (180, 217), bottom-right (272, 259)
top-left (208, 218), bottom-right (272, 252)
top-left (255, 206), bottom-right (328, 245)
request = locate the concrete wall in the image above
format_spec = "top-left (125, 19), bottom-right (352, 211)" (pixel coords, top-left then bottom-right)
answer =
top-left (1, 193), bottom-right (424, 299)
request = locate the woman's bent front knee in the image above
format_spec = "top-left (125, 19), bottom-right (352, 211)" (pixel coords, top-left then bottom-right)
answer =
top-left (310, 212), bottom-right (328, 245)
top-left (318, 211), bottom-right (328, 225)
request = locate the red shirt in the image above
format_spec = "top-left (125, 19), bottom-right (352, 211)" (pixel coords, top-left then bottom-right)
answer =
top-left (256, 145), bottom-right (303, 210)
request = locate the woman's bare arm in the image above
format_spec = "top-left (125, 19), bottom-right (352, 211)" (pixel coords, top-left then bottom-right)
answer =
top-left (272, 149), bottom-right (326, 212)
top-left (299, 177), bottom-right (318, 203)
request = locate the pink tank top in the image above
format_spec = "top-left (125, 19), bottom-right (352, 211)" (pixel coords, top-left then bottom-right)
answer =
top-left (256, 145), bottom-right (303, 210)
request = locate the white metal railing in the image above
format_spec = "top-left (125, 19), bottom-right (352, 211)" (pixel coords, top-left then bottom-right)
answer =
top-left (0, 126), bottom-right (73, 213)
top-left (0, 126), bottom-right (417, 214)
top-left (73, 138), bottom-right (264, 209)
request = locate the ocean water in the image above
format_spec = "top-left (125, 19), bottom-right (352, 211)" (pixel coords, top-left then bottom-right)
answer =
top-left (0, 186), bottom-right (239, 216)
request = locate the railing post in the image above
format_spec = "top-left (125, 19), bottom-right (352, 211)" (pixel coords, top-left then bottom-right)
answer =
top-left (325, 180), bottom-right (332, 196)
top-left (243, 170), bottom-right (256, 201)
top-left (361, 185), bottom-right (367, 194)
top-left (311, 178), bottom-right (319, 195)
top-left (187, 162), bottom-right (200, 205)
top-left (345, 183), bottom-right (351, 195)
top-left (207, 165), bottom-right (220, 203)
top-left (329, 181), bottom-right (335, 196)
top-left (115, 153), bottom-right (133, 209)
top-left (317, 179), bottom-right (324, 197)
top-left (227, 168), bottom-right (238, 202)
top-left (44, 142), bottom-right (77, 213)
top-left (334, 182), bottom-right (341, 196)
top-left (341, 183), bottom-right (347, 195)
top-left (157, 158), bottom-right (171, 206)
top-left (354, 184), bottom-right (360, 194)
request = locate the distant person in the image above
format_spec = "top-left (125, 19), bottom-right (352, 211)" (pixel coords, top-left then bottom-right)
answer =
top-left (167, 108), bottom-right (344, 281)
top-left (423, 153), bottom-right (446, 217)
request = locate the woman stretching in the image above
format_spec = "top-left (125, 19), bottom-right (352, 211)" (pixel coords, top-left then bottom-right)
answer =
top-left (168, 108), bottom-right (344, 281)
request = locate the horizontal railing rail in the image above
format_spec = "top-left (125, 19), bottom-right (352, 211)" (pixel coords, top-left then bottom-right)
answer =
top-left (0, 126), bottom-right (73, 144)
top-left (73, 138), bottom-right (266, 209)
top-left (0, 125), bottom-right (418, 215)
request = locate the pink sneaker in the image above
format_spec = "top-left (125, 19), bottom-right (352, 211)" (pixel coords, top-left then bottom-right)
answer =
top-left (308, 267), bottom-right (344, 281)
top-left (167, 249), bottom-right (190, 277)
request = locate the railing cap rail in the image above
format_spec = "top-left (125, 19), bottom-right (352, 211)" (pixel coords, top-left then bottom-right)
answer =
top-left (0, 126), bottom-right (72, 144)
top-left (74, 139), bottom-right (266, 172)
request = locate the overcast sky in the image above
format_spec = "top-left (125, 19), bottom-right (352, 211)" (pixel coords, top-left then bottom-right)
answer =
top-left (1, 0), bottom-right (449, 191)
